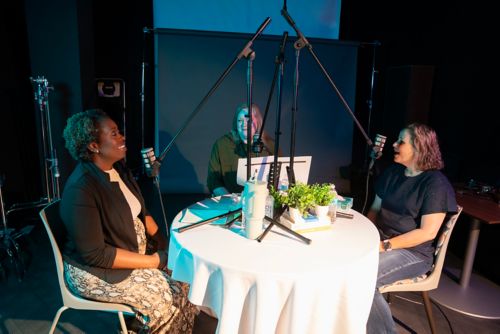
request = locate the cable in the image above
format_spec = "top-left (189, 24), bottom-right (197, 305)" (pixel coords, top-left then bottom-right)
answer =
top-left (361, 168), bottom-right (371, 214)
top-left (431, 298), bottom-right (455, 334)
top-left (392, 293), bottom-right (455, 334)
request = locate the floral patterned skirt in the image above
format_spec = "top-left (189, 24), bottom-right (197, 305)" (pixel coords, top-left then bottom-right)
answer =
top-left (64, 218), bottom-right (197, 333)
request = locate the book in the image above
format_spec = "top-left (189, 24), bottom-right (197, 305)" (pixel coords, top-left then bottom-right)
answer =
top-left (279, 210), bottom-right (332, 233)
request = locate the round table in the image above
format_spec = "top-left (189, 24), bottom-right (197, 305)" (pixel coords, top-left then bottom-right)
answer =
top-left (168, 196), bottom-right (380, 334)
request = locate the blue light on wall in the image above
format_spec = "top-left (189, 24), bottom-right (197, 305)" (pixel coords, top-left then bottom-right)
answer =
top-left (153, 0), bottom-right (341, 40)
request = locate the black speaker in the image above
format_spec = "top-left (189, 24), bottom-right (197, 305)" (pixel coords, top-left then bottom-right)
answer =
top-left (96, 78), bottom-right (126, 136)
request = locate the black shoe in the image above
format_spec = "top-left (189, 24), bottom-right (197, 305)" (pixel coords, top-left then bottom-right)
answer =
top-left (118, 315), bottom-right (150, 334)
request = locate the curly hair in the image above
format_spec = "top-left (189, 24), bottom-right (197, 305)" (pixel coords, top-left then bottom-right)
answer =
top-left (406, 123), bottom-right (444, 171)
top-left (63, 109), bottom-right (109, 161)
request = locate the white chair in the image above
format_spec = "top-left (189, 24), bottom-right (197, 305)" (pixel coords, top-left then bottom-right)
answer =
top-left (379, 206), bottom-right (462, 334)
top-left (39, 200), bottom-right (135, 334)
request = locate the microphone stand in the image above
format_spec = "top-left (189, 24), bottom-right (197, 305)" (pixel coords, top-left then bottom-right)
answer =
top-left (140, 27), bottom-right (151, 155)
top-left (251, 32), bottom-right (311, 245)
top-left (246, 50), bottom-right (255, 181)
top-left (272, 32), bottom-right (288, 191)
top-left (280, 5), bottom-right (374, 153)
top-left (287, 43), bottom-right (301, 187)
top-left (144, 18), bottom-right (271, 234)
top-left (139, 27), bottom-right (170, 239)
top-left (363, 41), bottom-right (381, 170)
top-left (254, 31), bottom-right (288, 191)
top-left (154, 17), bottom-right (271, 169)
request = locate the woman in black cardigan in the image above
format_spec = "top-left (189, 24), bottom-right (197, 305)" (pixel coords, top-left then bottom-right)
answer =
top-left (61, 109), bottom-right (196, 333)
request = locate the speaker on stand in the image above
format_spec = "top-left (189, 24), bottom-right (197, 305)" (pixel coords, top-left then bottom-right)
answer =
top-left (96, 78), bottom-right (126, 139)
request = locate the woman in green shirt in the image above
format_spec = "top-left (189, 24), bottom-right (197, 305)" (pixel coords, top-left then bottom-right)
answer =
top-left (207, 103), bottom-right (275, 196)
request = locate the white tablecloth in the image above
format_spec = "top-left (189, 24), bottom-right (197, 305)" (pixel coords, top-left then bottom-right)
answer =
top-left (168, 197), bottom-right (380, 334)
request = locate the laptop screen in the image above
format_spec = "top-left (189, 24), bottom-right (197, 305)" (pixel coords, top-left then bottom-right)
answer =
top-left (237, 156), bottom-right (312, 188)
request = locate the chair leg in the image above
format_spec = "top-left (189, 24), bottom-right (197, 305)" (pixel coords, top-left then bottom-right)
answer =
top-left (384, 292), bottom-right (392, 304)
top-left (49, 306), bottom-right (68, 334)
top-left (422, 291), bottom-right (437, 334)
top-left (117, 311), bottom-right (129, 334)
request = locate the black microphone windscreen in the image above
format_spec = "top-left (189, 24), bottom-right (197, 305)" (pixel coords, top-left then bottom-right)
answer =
top-left (141, 147), bottom-right (156, 177)
top-left (374, 134), bottom-right (387, 154)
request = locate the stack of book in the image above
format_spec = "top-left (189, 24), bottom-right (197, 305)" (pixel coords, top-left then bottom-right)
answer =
top-left (279, 210), bottom-right (332, 233)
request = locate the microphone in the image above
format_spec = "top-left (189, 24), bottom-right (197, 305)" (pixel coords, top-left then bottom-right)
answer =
top-left (252, 133), bottom-right (264, 154)
top-left (141, 147), bottom-right (160, 178)
top-left (280, 7), bottom-right (309, 48)
top-left (368, 134), bottom-right (387, 170)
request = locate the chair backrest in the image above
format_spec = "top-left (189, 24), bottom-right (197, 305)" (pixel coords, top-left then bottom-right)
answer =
top-left (379, 205), bottom-right (462, 293)
top-left (432, 206), bottom-right (462, 275)
top-left (39, 200), bottom-right (73, 304)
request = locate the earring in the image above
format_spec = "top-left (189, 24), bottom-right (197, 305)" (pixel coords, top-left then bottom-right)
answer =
top-left (94, 149), bottom-right (99, 154)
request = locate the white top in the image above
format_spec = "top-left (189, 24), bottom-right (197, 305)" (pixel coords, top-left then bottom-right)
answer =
top-left (168, 196), bottom-right (380, 334)
top-left (105, 168), bottom-right (141, 218)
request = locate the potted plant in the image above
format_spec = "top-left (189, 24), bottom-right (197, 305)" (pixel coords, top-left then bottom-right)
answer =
top-left (311, 183), bottom-right (336, 220)
top-left (270, 183), bottom-right (315, 222)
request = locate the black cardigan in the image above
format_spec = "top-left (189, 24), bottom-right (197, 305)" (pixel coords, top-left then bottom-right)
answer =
top-left (60, 161), bottom-right (149, 283)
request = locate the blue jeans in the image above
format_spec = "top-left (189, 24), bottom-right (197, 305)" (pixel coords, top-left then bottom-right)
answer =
top-left (366, 249), bottom-right (432, 334)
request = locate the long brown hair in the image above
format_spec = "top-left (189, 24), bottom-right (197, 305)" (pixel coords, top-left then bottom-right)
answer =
top-left (230, 103), bottom-right (262, 142)
top-left (406, 123), bottom-right (444, 171)
top-left (230, 103), bottom-right (275, 153)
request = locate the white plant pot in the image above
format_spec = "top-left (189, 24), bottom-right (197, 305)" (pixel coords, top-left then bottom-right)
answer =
top-left (314, 205), bottom-right (330, 220)
top-left (288, 207), bottom-right (305, 223)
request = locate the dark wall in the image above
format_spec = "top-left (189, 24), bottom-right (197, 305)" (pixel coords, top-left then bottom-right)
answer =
top-left (24, 0), bottom-right (96, 188)
top-left (0, 2), bottom-right (40, 203)
top-left (341, 0), bottom-right (500, 284)
top-left (341, 0), bottom-right (499, 184)
top-left (92, 1), bottom-right (155, 172)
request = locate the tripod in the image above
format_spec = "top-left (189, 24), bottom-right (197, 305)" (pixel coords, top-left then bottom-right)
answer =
top-left (2, 76), bottom-right (58, 280)
top-left (0, 174), bottom-right (33, 281)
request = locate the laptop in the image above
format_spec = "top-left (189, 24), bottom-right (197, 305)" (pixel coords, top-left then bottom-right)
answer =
top-left (236, 156), bottom-right (312, 188)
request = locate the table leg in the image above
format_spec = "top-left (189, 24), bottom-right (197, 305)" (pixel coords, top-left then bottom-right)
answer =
top-left (460, 218), bottom-right (481, 287)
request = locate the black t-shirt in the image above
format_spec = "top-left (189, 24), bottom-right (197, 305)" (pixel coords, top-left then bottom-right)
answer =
top-left (375, 163), bottom-right (457, 261)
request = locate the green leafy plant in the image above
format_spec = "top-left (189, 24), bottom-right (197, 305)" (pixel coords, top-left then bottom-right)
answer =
top-left (311, 183), bottom-right (336, 206)
top-left (269, 185), bottom-right (286, 209)
top-left (270, 183), bottom-right (315, 216)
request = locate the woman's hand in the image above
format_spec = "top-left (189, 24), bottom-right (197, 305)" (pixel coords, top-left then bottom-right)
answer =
top-left (112, 248), bottom-right (165, 269)
top-left (145, 215), bottom-right (167, 251)
top-left (380, 212), bottom-right (446, 251)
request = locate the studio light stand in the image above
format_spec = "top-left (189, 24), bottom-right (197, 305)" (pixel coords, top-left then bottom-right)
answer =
top-left (2, 76), bottom-right (60, 280)
top-left (9, 76), bottom-right (61, 214)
